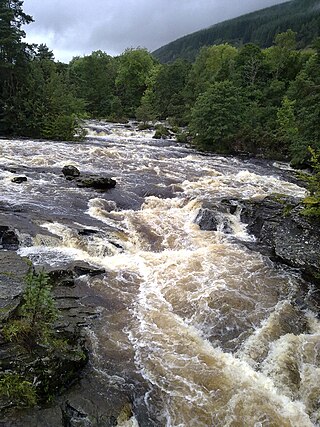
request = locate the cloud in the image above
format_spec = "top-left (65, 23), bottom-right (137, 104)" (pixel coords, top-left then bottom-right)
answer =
top-left (23, 0), bottom-right (288, 62)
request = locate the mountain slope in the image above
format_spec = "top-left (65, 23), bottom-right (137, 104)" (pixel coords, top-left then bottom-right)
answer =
top-left (153, 0), bottom-right (320, 63)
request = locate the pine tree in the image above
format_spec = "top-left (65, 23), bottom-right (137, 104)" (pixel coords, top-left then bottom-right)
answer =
top-left (0, 0), bottom-right (33, 134)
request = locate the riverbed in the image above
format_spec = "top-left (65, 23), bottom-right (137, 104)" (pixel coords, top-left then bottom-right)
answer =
top-left (0, 121), bottom-right (319, 426)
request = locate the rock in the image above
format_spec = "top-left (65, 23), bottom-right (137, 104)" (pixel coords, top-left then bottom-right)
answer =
top-left (75, 176), bottom-right (116, 191)
top-left (0, 226), bottom-right (19, 250)
top-left (11, 176), bottom-right (27, 184)
top-left (194, 196), bottom-right (320, 285)
top-left (195, 206), bottom-right (234, 234)
top-left (62, 166), bottom-right (81, 179)
top-left (153, 124), bottom-right (171, 140)
top-left (238, 196), bottom-right (320, 284)
top-left (0, 258), bottom-right (102, 414)
top-left (195, 209), bottom-right (220, 231)
top-left (0, 251), bottom-right (30, 322)
top-left (62, 401), bottom-right (92, 427)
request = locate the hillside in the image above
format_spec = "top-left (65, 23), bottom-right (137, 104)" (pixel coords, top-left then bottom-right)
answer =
top-left (153, 0), bottom-right (320, 63)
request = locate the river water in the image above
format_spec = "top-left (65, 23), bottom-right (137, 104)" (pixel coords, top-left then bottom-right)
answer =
top-left (0, 121), bottom-right (319, 426)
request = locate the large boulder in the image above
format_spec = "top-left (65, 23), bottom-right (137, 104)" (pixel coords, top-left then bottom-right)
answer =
top-left (62, 165), bottom-right (81, 179)
top-left (0, 226), bottom-right (19, 250)
top-left (11, 176), bottom-right (27, 184)
top-left (239, 196), bottom-right (320, 283)
top-left (61, 166), bottom-right (116, 191)
top-left (75, 175), bottom-right (116, 191)
top-left (0, 251), bottom-right (29, 322)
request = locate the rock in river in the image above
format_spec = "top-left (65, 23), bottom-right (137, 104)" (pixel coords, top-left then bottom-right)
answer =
top-left (62, 165), bottom-right (81, 179)
top-left (11, 176), bottom-right (27, 184)
top-left (75, 175), bottom-right (116, 191)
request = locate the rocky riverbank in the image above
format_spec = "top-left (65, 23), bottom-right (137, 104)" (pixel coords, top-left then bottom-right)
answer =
top-left (196, 194), bottom-right (320, 295)
top-left (0, 230), bottom-right (135, 426)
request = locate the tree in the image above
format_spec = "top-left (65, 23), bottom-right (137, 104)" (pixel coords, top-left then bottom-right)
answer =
top-left (276, 96), bottom-right (298, 151)
top-left (287, 49), bottom-right (320, 165)
top-left (302, 148), bottom-right (320, 217)
top-left (3, 269), bottom-right (58, 345)
top-left (264, 30), bottom-right (300, 82)
top-left (190, 81), bottom-right (246, 152)
top-left (69, 50), bottom-right (117, 118)
top-left (186, 44), bottom-right (237, 104)
top-left (0, 0), bottom-right (33, 134)
top-left (141, 59), bottom-right (190, 123)
top-left (115, 48), bottom-right (155, 117)
top-left (16, 55), bottom-right (86, 140)
top-left (34, 43), bottom-right (54, 61)
top-left (236, 44), bottom-right (265, 87)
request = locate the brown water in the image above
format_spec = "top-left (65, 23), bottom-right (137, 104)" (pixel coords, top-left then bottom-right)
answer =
top-left (0, 121), bottom-right (319, 426)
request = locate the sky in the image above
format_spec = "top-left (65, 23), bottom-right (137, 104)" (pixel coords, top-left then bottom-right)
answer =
top-left (23, 0), bottom-right (289, 63)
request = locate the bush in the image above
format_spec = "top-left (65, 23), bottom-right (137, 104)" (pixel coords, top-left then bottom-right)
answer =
top-left (0, 373), bottom-right (37, 407)
top-left (302, 148), bottom-right (320, 217)
top-left (3, 269), bottom-right (58, 346)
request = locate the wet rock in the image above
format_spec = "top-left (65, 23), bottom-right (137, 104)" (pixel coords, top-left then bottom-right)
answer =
top-left (0, 226), bottom-right (19, 250)
top-left (78, 229), bottom-right (99, 237)
top-left (0, 252), bottom-right (29, 322)
top-left (239, 196), bottom-right (320, 284)
top-left (195, 208), bottom-right (233, 234)
top-left (62, 166), bottom-right (81, 179)
top-left (11, 176), bottom-right (27, 184)
top-left (195, 196), bottom-right (320, 286)
top-left (195, 209), bottom-right (220, 231)
top-left (75, 176), bottom-right (116, 191)
top-left (0, 258), bottom-right (102, 416)
top-left (62, 401), bottom-right (92, 427)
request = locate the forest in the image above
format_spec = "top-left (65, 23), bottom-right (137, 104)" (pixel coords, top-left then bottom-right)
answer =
top-left (0, 0), bottom-right (319, 172)
top-left (153, 0), bottom-right (320, 63)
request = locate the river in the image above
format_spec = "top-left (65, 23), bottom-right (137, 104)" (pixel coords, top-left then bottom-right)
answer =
top-left (0, 121), bottom-right (319, 426)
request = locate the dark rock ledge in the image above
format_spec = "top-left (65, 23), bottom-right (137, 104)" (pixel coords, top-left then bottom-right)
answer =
top-left (196, 195), bottom-right (320, 288)
top-left (62, 165), bottom-right (116, 191)
top-left (0, 236), bottom-right (133, 426)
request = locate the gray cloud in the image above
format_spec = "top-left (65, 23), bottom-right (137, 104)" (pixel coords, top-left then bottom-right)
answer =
top-left (23, 0), bottom-right (288, 62)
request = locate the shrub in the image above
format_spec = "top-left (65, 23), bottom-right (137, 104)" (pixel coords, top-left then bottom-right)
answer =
top-left (3, 270), bottom-right (58, 346)
top-left (302, 147), bottom-right (320, 217)
top-left (0, 373), bottom-right (37, 407)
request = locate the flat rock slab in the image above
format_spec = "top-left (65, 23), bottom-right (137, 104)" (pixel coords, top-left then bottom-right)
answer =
top-left (0, 251), bottom-right (29, 322)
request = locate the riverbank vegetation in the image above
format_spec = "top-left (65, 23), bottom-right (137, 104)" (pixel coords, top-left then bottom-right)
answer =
top-left (0, 1), bottom-right (319, 171)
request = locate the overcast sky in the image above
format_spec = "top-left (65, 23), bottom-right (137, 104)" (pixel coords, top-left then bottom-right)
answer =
top-left (23, 0), bottom-right (289, 63)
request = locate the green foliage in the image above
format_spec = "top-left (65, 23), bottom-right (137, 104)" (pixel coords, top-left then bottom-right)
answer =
top-left (115, 48), bottom-right (155, 117)
top-left (3, 269), bottom-right (58, 346)
top-left (153, 124), bottom-right (171, 139)
top-left (302, 148), bottom-right (320, 217)
top-left (186, 44), bottom-right (237, 104)
top-left (153, 0), bottom-right (320, 63)
top-left (69, 51), bottom-right (117, 118)
top-left (0, 0), bottom-right (33, 135)
top-left (276, 96), bottom-right (298, 148)
top-left (190, 81), bottom-right (246, 152)
top-left (0, 373), bottom-right (37, 407)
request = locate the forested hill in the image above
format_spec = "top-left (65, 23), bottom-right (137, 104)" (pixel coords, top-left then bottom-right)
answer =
top-left (153, 0), bottom-right (320, 63)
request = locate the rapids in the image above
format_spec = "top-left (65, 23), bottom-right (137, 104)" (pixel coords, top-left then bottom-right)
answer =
top-left (0, 121), bottom-right (319, 426)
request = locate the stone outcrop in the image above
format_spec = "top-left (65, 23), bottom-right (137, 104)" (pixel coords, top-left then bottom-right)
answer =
top-left (11, 177), bottom-right (27, 184)
top-left (195, 196), bottom-right (320, 285)
top-left (0, 226), bottom-right (19, 250)
top-left (0, 257), bottom-right (100, 413)
top-left (74, 176), bottom-right (116, 191)
top-left (61, 166), bottom-right (116, 191)
top-left (239, 196), bottom-right (320, 284)
top-left (62, 166), bottom-right (81, 179)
